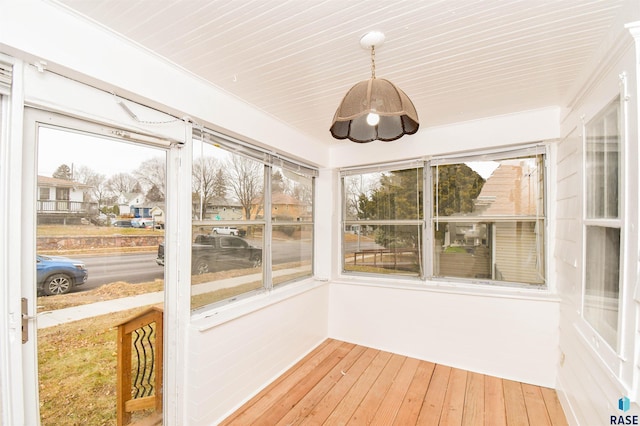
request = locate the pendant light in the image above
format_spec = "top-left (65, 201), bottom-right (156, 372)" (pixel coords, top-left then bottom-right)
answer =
top-left (330, 31), bottom-right (419, 143)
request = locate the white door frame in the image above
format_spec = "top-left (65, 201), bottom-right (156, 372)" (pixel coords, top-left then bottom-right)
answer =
top-left (1, 61), bottom-right (191, 424)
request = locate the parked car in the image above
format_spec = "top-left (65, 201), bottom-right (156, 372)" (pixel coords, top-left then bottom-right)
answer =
top-left (211, 226), bottom-right (246, 237)
top-left (37, 254), bottom-right (88, 296)
top-left (131, 217), bottom-right (155, 228)
top-left (112, 219), bottom-right (133, 228)
top-left (156, 234), bottom-right (261, 274)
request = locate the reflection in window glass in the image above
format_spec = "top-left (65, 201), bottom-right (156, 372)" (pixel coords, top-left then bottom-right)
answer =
top-left (584, 226), bottom-right (620, 348)
top-left (586, 101), bottom-right (619, 219)
top-left (432, 155), bottom-right (546, 286)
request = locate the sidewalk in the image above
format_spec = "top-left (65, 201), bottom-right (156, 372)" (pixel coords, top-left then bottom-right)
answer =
top-left (37, 266), bottom-right (310, 328)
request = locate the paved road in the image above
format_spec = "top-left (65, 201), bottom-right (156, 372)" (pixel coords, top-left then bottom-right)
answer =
top-left (73, 239), bottom-right (314, 292)
top-left (79, 252), bottom-right (162, 291)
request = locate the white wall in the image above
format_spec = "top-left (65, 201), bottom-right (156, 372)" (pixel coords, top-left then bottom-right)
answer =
top-left (187, 283), bottom-right (329, 425)
top-left (329, 281), bottom-right (559, 387)
top-left (330, 107), bottom-right (560, 168)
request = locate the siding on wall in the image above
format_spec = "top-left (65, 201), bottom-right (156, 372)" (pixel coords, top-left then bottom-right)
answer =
top-left (494, 221), bottom-right (544, 284)
top-left (554, 41), bottom-right (640, 424)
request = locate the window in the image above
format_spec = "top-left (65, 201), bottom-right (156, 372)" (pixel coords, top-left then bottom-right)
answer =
top-left (191, 129), bottom-right (316, 312)
top-left (271, 165), bottom-right (314, 287)
top-left (55, 187), bottom-right (70, 200)
top-left (342, 164), bottom-right (424, 277)
top-left (583, 98), bottom-right (621, 350)
top-left (340, 146), bottom-right (547, 288)
top-left (432, 149), bottom-right (546, 286)
top-left (39, 187), bottom-right (50, 200)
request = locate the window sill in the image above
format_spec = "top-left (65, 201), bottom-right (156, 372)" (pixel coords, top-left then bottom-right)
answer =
top-left (192, 277), bottom-right (328, 332)
top-left (333, 274), bottom-right (559, 303)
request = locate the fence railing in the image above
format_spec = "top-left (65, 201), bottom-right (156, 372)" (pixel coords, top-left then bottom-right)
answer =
top-left (37, 199), bottom-right (98, 214)
top-left (117, 306), bottom-right (163, 426)
top-left (351, 247), bottom-right (419, 268)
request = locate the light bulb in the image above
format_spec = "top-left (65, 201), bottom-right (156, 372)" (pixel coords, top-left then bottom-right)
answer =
top-left (366, 112), bottom-right (380, 126)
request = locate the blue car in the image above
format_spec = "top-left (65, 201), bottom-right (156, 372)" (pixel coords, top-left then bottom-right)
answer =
top-left (36, 254), bottom-right (88, 295)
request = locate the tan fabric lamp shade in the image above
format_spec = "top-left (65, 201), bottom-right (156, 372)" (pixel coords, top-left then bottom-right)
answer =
top-left (329, 77), bottom-right (419, 143)
top-left (330, 31), bottom-right (419, 143)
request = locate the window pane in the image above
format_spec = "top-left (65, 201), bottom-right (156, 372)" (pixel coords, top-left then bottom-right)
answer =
top-left (272, 224), bottom-right (313, 286)
top-left (343, 224), bottom-right (423, 277)
top-left (191, 138), bottom-right (265, 311)
top-left (434, 156), bottom-right (544, 218)
top-left (344, 168), bottom-right (423, 221)
top-left (271, 167), bottom-right (313, 222)
top-left (586, 100), bottom-right (619, 219)
top-left (584, 226), bottom-right (620, 349)
top-left (271, 166), bottom-right (313, 286)
top-left (433, 220), bottom-right (544, 284)
top-left (434, 222), bottom-right (490, 279)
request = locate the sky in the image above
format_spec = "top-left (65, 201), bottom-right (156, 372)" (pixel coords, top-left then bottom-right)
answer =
top-left (37, 126), bottom-right (165, 178)
top-left (466, 161), bottom-right (499, 179)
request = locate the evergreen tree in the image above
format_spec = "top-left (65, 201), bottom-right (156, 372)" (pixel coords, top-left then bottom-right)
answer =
top-left (434, 164), bottom-right (484, 216)
top-left (212, 168), bottom-right (227, 199)
top-left (52, 164), bottom-right (73, 180)
top-left (146, 184), bottom-right (164, 202)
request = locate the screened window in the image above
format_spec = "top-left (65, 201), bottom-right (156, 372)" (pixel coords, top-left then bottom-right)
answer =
top-left (583, 98), bottom-right (621, 350)
top-left (342, 165), bottom-right (424, 277)
top-left (191, 129), bottom-right (316, 312)
top-left (432, 151), bottom-right (546, 286)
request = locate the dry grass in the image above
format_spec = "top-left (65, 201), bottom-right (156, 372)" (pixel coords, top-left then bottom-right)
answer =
top-left (38, 307), bottom-right (152, 426)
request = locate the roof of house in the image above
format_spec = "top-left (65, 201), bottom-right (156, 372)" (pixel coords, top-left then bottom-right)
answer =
top-left (37, 175), bottom-right (91, 189)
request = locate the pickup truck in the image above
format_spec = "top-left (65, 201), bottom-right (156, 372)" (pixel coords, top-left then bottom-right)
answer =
top-left (211, 226), bottom-right (246, 237)
top-left (156, 234), bottom-right (262, 275)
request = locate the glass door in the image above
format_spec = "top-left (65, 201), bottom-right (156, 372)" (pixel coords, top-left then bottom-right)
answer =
top-left (24, 109), bottom-right (167, 425)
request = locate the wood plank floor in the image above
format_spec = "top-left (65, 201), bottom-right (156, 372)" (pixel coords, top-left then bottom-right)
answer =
top-left (220, 339), bottom-right (568, 426)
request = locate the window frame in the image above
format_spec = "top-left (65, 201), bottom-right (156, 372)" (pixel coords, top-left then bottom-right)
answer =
top-left (341, 161), bottom-right (426, 280)
top-left (339, 144), bottom-right (549, 290)
top-left (580, 95), bottom-right (625, 364)
top-left (190, 127), bottom-right (317, 313)
top-left (428, 145), bottom-right (548, 288)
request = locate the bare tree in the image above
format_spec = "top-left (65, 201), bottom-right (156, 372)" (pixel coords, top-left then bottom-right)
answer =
top-left (193, 156), bottom-right (220, 219)
top-left (344, 173), bottom-right (379, 219)
top-left (107, 172), bottom-right (140, 195)
top-left (74, 165), bottom-right (108, 206)
top-left (134, 157), bottom-right (166, 200)
top-left (225, 156), bottom-right (263, 220)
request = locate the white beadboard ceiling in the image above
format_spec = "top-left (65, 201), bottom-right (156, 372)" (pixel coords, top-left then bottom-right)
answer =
top-left (54, 0), bottom-right (627, 145)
